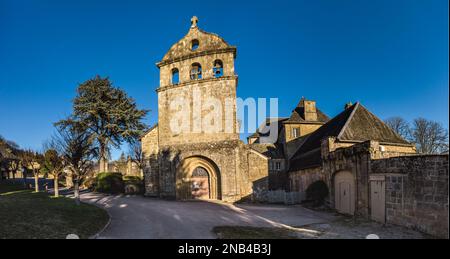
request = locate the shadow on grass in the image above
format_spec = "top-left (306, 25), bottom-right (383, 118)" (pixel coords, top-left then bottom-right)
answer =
top-left (212, 226), bottom-right (299, 239)
top-left (0, 185), bottom-right (109, 239)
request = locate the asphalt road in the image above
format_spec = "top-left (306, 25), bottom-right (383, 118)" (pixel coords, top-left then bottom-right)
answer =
top-left (80, 192), bottom-right (335, 239)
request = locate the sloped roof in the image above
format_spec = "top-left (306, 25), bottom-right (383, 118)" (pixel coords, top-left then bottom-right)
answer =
top-left (338, 104), bottom-right (409, 144)
top-left (249, 143), bottom-right (285, 159)
top-left (285, 99), bottom-right (329, 123)
top-left (248, 117), bottom-right (288, 142)
top-left (139, 123), bottom-right (158, 140)
top-left (289, 102), bottom-right (411, 171)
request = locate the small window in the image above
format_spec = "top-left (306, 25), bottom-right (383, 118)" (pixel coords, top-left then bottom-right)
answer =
top-left (171, 68), bottom-right (179, 84)
top-left (190, 63), bottom-right (202, 80)
top-left (191, 39), bottom-right (199, 51)
top-left (292, 128), bottom-right (300, 138)
top-left (275, 162), bottom-right (281, 171)
top-left (213, 59), bottom-right (223, 78)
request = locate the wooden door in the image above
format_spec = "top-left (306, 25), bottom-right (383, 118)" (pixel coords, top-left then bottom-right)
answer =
top-left (335, 171), bottom-right (355, 215)
top-left (191, 167), bottom-right (210, 200)
top-left (370, 177), bottom-right (386, 223)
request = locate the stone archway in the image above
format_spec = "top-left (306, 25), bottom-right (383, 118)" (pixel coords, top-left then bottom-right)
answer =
top-left (176, 156), bottom-right (221, 200)
top-left (334, 171), bottom-right (355, 215)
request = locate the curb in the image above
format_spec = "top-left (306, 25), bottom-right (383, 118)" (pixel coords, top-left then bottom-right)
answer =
top-left (83, 199), bottom-right (112, 240)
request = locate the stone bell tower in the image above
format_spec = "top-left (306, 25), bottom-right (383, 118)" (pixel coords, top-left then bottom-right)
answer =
top-left (143, 17), bottom-right (269, 202)
top-left (156, 16), bottom-right (239, 147)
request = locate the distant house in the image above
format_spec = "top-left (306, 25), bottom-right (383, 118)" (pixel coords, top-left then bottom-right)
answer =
top-left (0, 139), bottom-right (24, 180)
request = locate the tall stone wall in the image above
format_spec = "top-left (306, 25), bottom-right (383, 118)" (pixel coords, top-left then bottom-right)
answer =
top-left (246, 150), bottom-right (269, 201)
top-left (320, 138), bottom-right (418, 217)
top-left (154, 140), bottom-right (268, 202)
top-left (157, 77), bottom-right (239, 146)
top-left (289, 166), bottom-right (325, 199)
top-left (371, 155), bottom-right (449, 238)
top-left (141, 126), bottom-right (160, 196)
top-left (322, 141), bottom-right (372, 216)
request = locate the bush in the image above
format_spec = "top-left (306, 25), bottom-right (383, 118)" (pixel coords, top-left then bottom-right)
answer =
top-left (82, 176), bottom-right (97, 189)
top-left (305, 181), bottom-right (329, 206)
top-left (123, 176), bottom-right (144, 194)
top-left (95, 172), bottom-right (124, 194)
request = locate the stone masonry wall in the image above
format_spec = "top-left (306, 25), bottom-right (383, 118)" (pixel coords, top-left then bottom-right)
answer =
top-left (141, 126), bottom-right (160, 196)
top-left (156, 140), bottom-right (268, 202)
top-left (322, 139), bottom-right (372, 216)
top-left (157, 77), bottom-right (239, 146)
top-left (371, 155), bottom-right (449, 238)
top-left (289, 166), bottom-right (325, 201)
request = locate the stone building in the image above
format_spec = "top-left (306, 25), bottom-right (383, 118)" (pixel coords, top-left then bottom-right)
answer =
top-left (141, 16), bottom-right (448, 237)
top-left (0, 141), bottom-right (24, 180)
top-left (247, 98), bottom-right (329, 190)
top-left (141, 17), bottom-right (268, 202)
top-left (250, 101), bottom-right (448, 238)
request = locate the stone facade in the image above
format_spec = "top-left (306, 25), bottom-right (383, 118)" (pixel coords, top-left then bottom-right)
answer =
top-left (141, 17), bottom-right (269, 202)
top-left (289, 166), bottom-right (325, 200)
top-left (248, 99), bottom-right (329, 190)
top-left (371, 155), bottom-right (449, 238)
top-left (289, 139), bottom-right (448, 238)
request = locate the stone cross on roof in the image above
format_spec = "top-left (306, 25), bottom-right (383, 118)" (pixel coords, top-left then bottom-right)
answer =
top-left (191, 16), bottom-right (198, 28)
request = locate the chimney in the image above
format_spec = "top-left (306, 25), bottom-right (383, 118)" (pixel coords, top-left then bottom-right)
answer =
top-left (344, 102), bottom-right (353, 110)
top-left (303, 100), bottom-right (318, 121)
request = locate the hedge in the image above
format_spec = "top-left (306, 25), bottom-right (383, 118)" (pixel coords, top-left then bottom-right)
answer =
top-left (95, 172), bottom-right (124, 194)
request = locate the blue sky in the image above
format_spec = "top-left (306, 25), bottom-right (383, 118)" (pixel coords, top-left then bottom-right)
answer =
top-left (0, 0), bottom-right (448, 159)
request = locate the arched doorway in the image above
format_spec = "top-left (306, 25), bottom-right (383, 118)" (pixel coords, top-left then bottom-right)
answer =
top-left (176, 156), bottom-right (221, 200)
top-left (191, 167), bottom-right (210, 199)
top-left (334, 171), bottom-right (355, 215)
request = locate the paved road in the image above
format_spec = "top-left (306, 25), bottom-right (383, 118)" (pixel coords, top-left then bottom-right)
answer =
top-left (80, 192), bottom-right (336, 239)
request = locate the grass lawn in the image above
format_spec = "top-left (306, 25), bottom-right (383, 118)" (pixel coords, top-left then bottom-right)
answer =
top-left (0, 181), bottom-right (109, 239)
top-left (213, 226), bottom-right (299, 239)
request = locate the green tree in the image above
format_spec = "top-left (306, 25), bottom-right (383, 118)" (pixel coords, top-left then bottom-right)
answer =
top-left (40, 149), bottom-right (65, 197)
top-left (56, 76), bottom-right (148, 173)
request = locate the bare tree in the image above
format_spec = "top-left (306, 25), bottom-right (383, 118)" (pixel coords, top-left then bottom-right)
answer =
top-left (19, 150), bottom-right (42, 192)
top-left (128, 140), bottom-right (146, 177)
top-left (40, 146), bottom-right (65, 197)
top-left (411, 118), bottom-right (449, 154)
top-left (385, 117), bottom-right (411, 141)
top-left (53, 124), bottom-right (95, 205)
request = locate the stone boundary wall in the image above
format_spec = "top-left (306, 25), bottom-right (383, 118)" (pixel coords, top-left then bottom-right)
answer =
top-left (371, 155), bottom-right (449, 238)
top-left (252, 190), bottom-right (303, 205)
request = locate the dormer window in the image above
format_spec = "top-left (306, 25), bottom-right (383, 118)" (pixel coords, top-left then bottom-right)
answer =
top-left (171, 68), bottom-right (179, 84)
top-left (292, 128), bottom-right (300, 138)
top-left (213, 60), bottom-right (223, 78)
top-left (191, 39), bottom-right (199, 51)
top-left (190, 63), bottom-right (202, 80)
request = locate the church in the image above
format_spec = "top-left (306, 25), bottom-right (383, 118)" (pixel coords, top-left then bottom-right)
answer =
top-left (140, 17), bottom-right (269, 202)
top-left (140, 17), bottom-right (448, 237)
